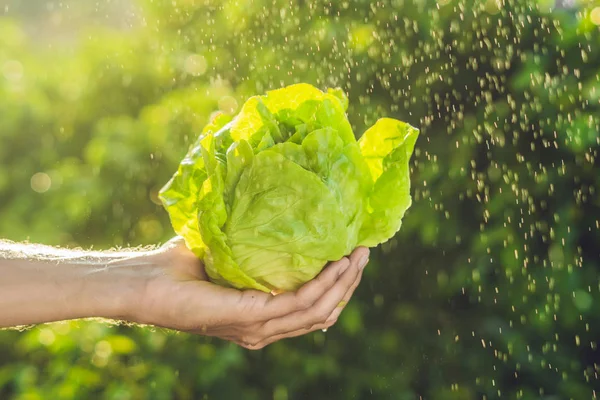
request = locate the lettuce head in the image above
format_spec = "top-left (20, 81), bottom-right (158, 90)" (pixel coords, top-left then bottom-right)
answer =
top-left (159, 83), bottom-right (418, 293)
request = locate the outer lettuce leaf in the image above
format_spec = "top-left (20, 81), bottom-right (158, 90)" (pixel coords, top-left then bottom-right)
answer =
top-left (225, 149), bottom-right (348, 291)
top-left (196, 139), bottom-right (272, 292)
top-left (159, 113), bottom-right (232, 257)
top-left (357, 118), bottom-right (419, 247)
top-left (301, 128), bottom-right (372, 253)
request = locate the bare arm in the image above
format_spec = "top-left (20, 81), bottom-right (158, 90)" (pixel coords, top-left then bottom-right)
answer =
top-left (0, 238), bottom-right (369, 349)
top-left (0, 240), bottom-right (152, 327)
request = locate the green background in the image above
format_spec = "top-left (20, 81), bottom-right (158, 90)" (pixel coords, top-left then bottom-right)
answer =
top-left (1, 0), bottom-right (599, 398)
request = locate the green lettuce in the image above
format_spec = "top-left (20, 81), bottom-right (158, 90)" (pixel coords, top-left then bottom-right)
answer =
top-left (159, 84), bottom-right (418, 293)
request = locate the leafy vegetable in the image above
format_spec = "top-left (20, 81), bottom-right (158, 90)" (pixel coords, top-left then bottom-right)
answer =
top-left (160, 83), bottom-right (419, 292)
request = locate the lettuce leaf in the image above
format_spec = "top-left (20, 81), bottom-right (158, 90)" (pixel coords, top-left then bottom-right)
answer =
top-left (357, 118), bottom-right (419, 247)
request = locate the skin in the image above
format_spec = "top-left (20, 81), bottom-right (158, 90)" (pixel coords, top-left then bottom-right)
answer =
top-left (0, 237), bottom-right (369, 349)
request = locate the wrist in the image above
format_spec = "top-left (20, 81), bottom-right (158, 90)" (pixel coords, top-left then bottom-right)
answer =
top-left (93, 252), bottom-right (159, 322)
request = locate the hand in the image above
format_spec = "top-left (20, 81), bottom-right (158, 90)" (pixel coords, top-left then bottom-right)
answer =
top-left (129, 237), bottom-right (369, 349)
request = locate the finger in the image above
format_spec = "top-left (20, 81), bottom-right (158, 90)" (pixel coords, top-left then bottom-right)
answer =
top-left (325, 269), bottom-right (363, 323)
top-left (237, 319), bottom-right (336, 350)
top-left (257, 251), bottom-right (367, 337)
top-left (325, 249), bottom-right (369, 322)
top-left (243, 257), bottom-right (350, 321)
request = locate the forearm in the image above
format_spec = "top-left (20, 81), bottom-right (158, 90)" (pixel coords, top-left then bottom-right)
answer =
top-left (0, 241), bottom-right (150, 328)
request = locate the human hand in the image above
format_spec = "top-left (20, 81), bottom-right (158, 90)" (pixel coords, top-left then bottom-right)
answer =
top-left (128, 237), bottom-right (369, 349)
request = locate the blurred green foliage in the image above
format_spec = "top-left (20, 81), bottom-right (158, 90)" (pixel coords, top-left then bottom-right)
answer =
top-left (1, 0), bottom-right (599, 398)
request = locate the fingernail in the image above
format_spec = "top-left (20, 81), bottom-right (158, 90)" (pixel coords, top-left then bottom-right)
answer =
top-left (358, 255), bottom-right (369, 270)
